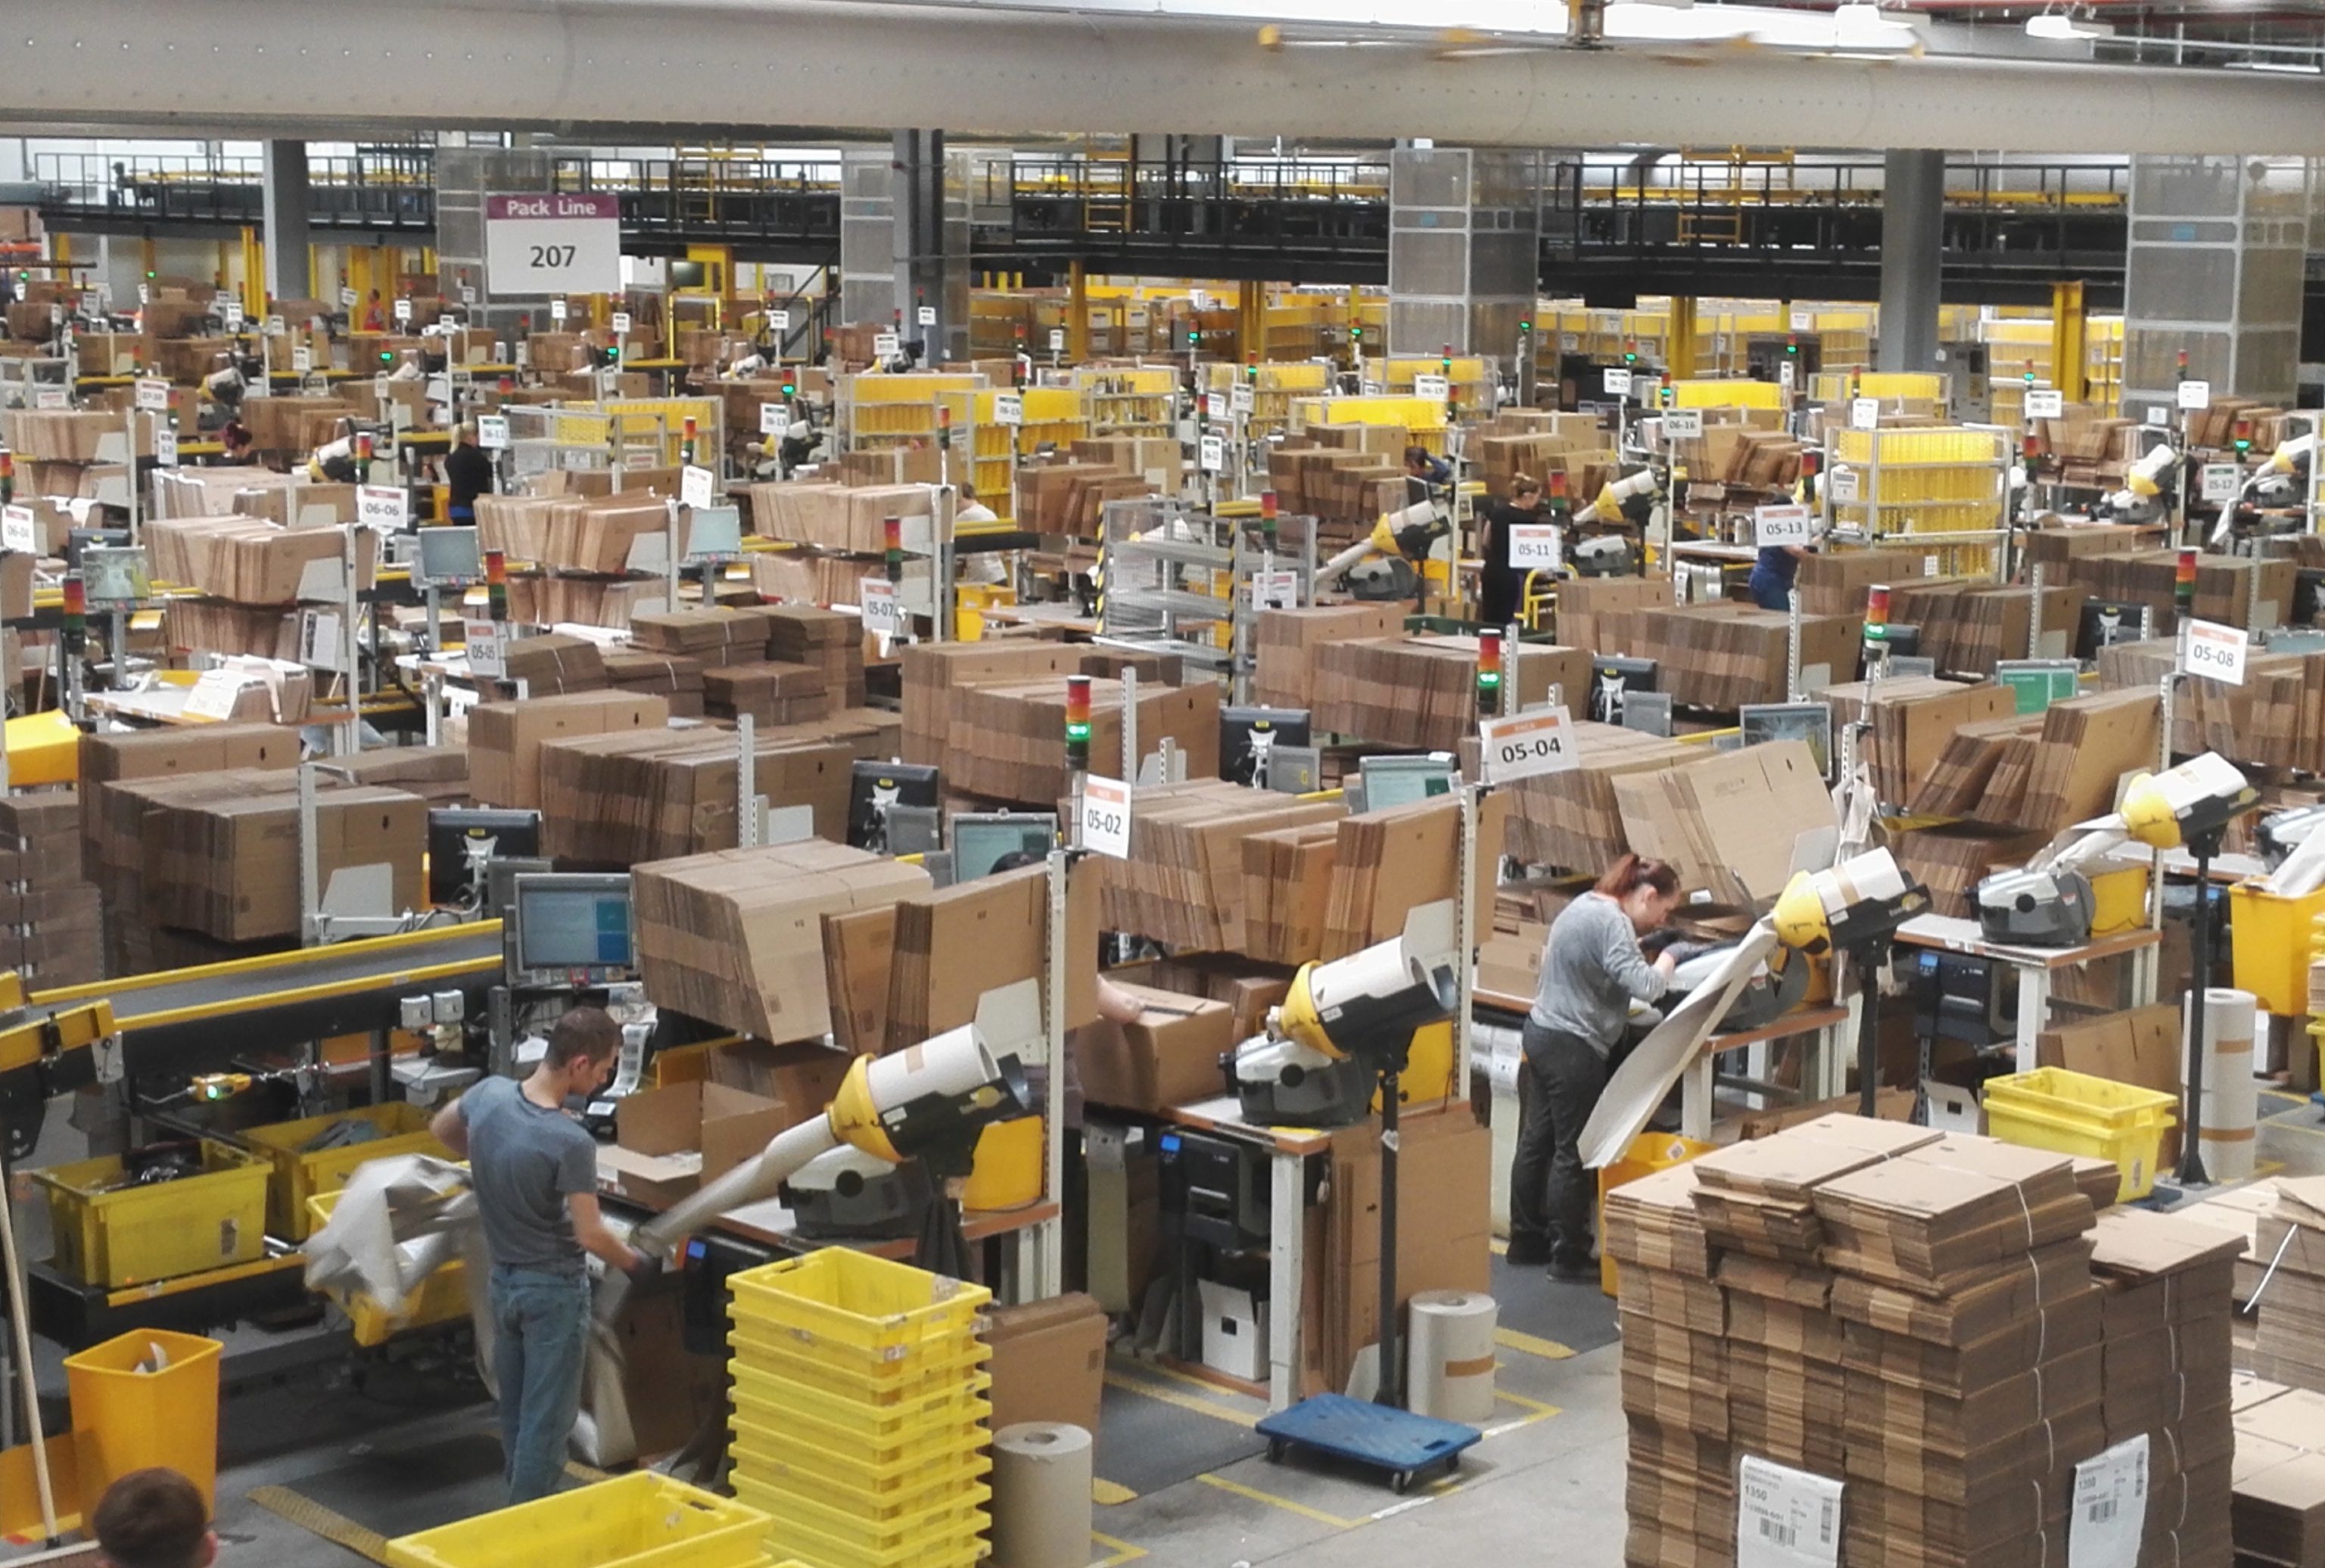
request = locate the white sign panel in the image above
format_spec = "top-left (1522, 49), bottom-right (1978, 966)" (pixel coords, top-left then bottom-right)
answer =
top-left (873, 331), bottom-right (901, 359)
top-left (1827, 467), bottom-right (1860, 504)
top-left (1559, 332), bottom-right (1580, 352)
top-left (610, 311), bottom-right (633, 337)
top-left (340, 286), bottom-right (359, 309)
top-left (394, 296), bottom-right (413, 324)
top-left (1247, 569), bottom-right (1299, 611)
top-left (858, 577), bottom-right (903, 636)
top-left (477, 414), bottom-right (510, 450)
top-left (1736, 1456), bottom-right (1843, 1568)
top-left (550, 298), bottom-right (569, 323)
top-left (1047, 328), bottom-right (1066, 353)
top-left (1199, 433), bottom-right (1227, 474)
top-left (266, 314), bottom-right (286, 334)
top-left (1664, 409), bottom-right (1704, 440)
top-left (1604, 368), bottom-right (1634, 397)
top-left (2025, 388), bottom-right (2065, 419)
top-left (994, 393), bottom-right (1024, 427)
top-left (134, 378), bottom-right (170, 412)
top-left (154, 429), bottom-right (178, 468)
top-left (1506, 524), bottom-right (1564, 571)
top-left (916, 305), bottom-right (937, 327)
top-left (463, 619), bottom-right (508, 678)
top-left (356, 485), bottom-right (409, 532)
top-left (1231, 383), bottom-right (1255, 415)
top-left (291, 346), bottom-right (313, 375)
top-left (1, 506), bottom-right (38, 554)
top-left (1414, 373), bottom-right (1452, 401)
top-left (758, 402), bottom-right (791, 437)
top-left (1754, 503), bottom-right (1815, 549)
top-left (2177, 379), bottom-right (2211, 411)
top-left (680, 465), bottom-right (715, 510)
top-left (1849, 397), bottom-right (1881, 432)
top-left (2181, 618), bottom-right (2247, 686)
top-left (220, 298), bottom-right (244, 328)
top-left (1789, 309), bottom-right (1815, 333)
top-left (484, 194), bottom-right (622, 294)
top-left (33, 387), bottom-right (67, 410)
top-left (770, 309), bottom-right (790, 331)
top-left (2200, 464), bottom-right (2242, 503)
top-left (182, 669), bottom-right (254, 722)
top-left (1079, 775), bottom-right (1132, 860)
top-left (1479, 705), bottom-right (1578, 786)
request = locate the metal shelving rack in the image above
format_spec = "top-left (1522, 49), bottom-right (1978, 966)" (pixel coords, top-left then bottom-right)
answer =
top-left (1096, 499), bottom-right (1319, 693)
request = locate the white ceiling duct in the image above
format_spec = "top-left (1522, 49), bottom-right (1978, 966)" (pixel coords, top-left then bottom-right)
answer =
top-left (2, 0), bottom-right (2321, 155)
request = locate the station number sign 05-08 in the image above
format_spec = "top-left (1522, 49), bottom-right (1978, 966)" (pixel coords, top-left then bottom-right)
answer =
top-left (2180, 618), bottom-right (2246, 686)
top-left (1480, 706), bottom-right (1578, 785)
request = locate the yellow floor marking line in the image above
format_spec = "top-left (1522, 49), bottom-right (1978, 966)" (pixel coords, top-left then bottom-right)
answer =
top-left (1103, 1368), bottom-right (1260, 1429)
top-left (1092, 1478), bottom-right (1139, 1506)
top-left (1091, 1529), bottom-right (1150, 1565)
top-left (563, 1461), bottom-right (610, 1484)
top-left (1197, 1473), bottom-right (1365, 1529)
top-left (1127, 1358), bottom-right (1268, 1400)
top-left (1493, 1327), bottom-right (1576, 1360)
top-left (1494, 1389), bottom-right (1562, 1415)
top-left (246, 1486), bottom-right (392, 1564)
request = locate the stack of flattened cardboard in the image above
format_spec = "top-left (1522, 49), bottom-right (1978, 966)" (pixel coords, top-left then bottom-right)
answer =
top-left (1613, 740), bottom-right (1835, 907)
top-left (1310, 637), bottom-right (1592, 752)
top-left (900, 642), bottom-right (1088, 767)
top-left (2088, 1208), bottom-right (2245, 1567)
top-left (1617, 605), bottom-right (1863, 712)
top-left (1792, 549), bottom-right (1934, 619)
top-left (475, 494), bottom-right (553, 562)
top-left (162, 602), bottom-right (295, 661)
top-left (336, 745), bottom-right (471, 810)
top-left (1910, 713), bottom-right (2043, 819)
top-left (496, 574), bottom-right (655, 632)
top-left (2232, 1383), bottom-right (2325, 1566)
top-left (0, 792), bottom-right (103, 988)
top-left (1877, 821), bottom-right (2050, 921)
top-left (702, 661), bottom-right (829, 726)
top-left (1883, 581), bottom-right (2086, 676)
top-left (1250, 605), bottom-right (1408, 712)
top-left (1555, 576), bottom-right (1673, 661)
top-left (1829, 677), bottom-right (2015, 816)
top-left (2250, 1178), bottom-right (2325, 1394)
top-left (2014, 687), bottom-right (2162, 833)
top-left (2053, 551), bottom-right (2295, 633)
top-left (947, 677), bottom-right (1220, 807)
top-left (1242, 820), bottom-right (1342, 965)
top-left (536, 729), bottom-right (857, 863)
top-left (1318, 792), bottom-right (1507, 962)
top-left (78, 725), bottom-right (300, 885)
top-left (742, 482), bottom-right (934, 554)
top-left (1485, 720), bottom-right (1698, 876)
top-left (467, 690), bottom-right (670, 810)
top-left (1099, 782), bottom-right (1343, 955)
top-left (630, 840), bottom-right (931, 1043)
top-left (628, 606), bottom-right (777, 665)
top-left (601, 649), bottom-right (707, 718)
top-left (143, 517), bottom-right (379, 605)
top-left (764, 604), bottom-right (868, 710)
top-left (882, 859), bottom-right (1100, 1053)
top-left (136, 779), bottom-right (427, 944)
top-left (2100, 639), bottom-right (2325, 774)
top-left (1012, 461), bottom-right (1150, 537)
top-left (500, 632), bottom-right (608, 695)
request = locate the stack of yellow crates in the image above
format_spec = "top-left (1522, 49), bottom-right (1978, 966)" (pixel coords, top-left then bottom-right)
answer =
top-left (726, 1249), bottom-right (994, 1568)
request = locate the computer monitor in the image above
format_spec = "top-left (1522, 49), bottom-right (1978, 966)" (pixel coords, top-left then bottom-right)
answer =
top-left (949, 812), bottom-right (1058, 881)
top-left (66, 527), bottom-right (129, 570)
top-left (849, 762), bottom-right (941, 852)
top-left (428, 807), bottom-right (542, 906)
top-left (1994, 659), bottom-right (2082, 716)
top-left (1358, 754), bottom-right (1456, 811)
top-left (2075, 600), bottom-right (2146, 661)
top-left (81, 544), bottom-right (150, 606)
top-left (413, 525), bottom-right (482, 590)
top-left (1219, 706), bottom-right (1313, 789)
top-left (683, 505), bottom-right (744, 562)
top-left (1587, 656), bottom-right (1658, 726)
top-left (1738, 702), bottom-right (1835, 779)
top-left (1620, 692), bottom-right (1674, 738)
top-left (484, 857), bottom-right (553, 922)
top-left (510, 873), bottom-right (635, 986)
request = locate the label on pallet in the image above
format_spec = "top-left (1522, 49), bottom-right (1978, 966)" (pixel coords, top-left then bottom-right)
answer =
top-left (994, 392), bottom-right (1024, 427)
top-left (1754, 503), bottom-right (1814, 549)
top-left (463, 619), bottom-right (508, 678)
top-left (1507, 524), bottom-right (1564, 571)
top-left (1, 506), bottom-right (36, 554)
top-left (1480, 705), bottom-right (1577, 785)
top-left (2200, 463), bottom-right (2242, 503)
top-left (477, 414), bottom-right (511, 450)
top-left (917, 304), bottom-right (937, 327)
top-left (134, 377), bottom-right (170, 412)
top-left (2025, 388), bottom-right (2065, 419)
top-left (1736, 1455), bottom-right (1843, 1568)
top-left (2181, 618), bottom-right (2246, 686)
top-left (356, 485), bottom-right (408, 532)
top-left (1200, 433), bottom-right (1226, 473)
top-left (2068, 1435), bottom-right (2148, 1568)
top-left (2176, 378), bottom-right (2211, 411)
top-left (858, 577), bottom-right (903, 636)
top-left (1848, 397), bottom-right (1881, 432)
top-left (1079, 775), bottom-right (1132, 859)
top-left (1604, 368), bottom-right (1633, 397)
top-left (873, 331), bottom-right (901, 359)
top-left (680, 464), bottom-right (715, 509)
top-left (1664, 409), bottom-right (1704, 440)
top-left (1415, 373), bottom-right (1451, 401)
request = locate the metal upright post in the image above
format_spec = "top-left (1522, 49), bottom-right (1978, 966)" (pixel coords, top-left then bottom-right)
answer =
top-left (1032, 848), bottom-right (1069, 1300)
top-left (1120, 667), bottom-right (1140, 782)
top-left (737, 714), bottom-right (759, 849)
top-left (2028, 563), bottom-right (2045, 658)
top-left (1787, 589), bottom-right (1804, 702)
top-left (298, 762), bottom-right (320, 946)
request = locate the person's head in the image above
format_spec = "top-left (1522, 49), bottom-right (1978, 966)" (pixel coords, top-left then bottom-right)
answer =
top-left (540, 1005), bottom-right (622, 1095)
top-left (453, 419), bottom-right (477, 447)
top-left (92, 1468), bottom-right (214, 1568)
top-left (221, 421), bottom-right (251, 453)
top-left (1595, 854), bottom-right (1683, 934)
top-left (1403, 445), bottom-right (1433, 477)
top-left (959, 481), bottom-right (978, 505)
top-left (1508, 474), bottom-right (1543, 510)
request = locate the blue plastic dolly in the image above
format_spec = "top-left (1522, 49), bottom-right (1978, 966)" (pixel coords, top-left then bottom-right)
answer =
top-left (1256, 1392), bottom-right (1483, 1494)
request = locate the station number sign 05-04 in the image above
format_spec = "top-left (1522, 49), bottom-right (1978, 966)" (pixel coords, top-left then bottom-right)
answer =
top-left (1480, 706), bottom-right (1578, 784)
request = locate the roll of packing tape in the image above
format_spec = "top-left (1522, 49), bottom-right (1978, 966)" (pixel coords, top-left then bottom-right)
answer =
top-left (2194, 988), bottom-right (2258, 1184)
top-left (991, 1421), bottom-right (1094, 1568)
top-left (1408, 1290), bottom-right (1499, 1424)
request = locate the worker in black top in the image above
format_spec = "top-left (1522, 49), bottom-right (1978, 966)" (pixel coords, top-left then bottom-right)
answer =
top-left (1479, 473), bottom-right (1545, 627)
top-left (444, 421), bottom-right (494, 525)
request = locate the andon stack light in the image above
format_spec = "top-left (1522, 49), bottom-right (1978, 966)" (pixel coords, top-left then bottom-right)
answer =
top-left (1476, 627), bottom-right (1503, 718)
top-left (681, 415), bottom-right (698, 468)
top-left (484, 549), bottom-right (509, 623)
top-left (1547, 469), bottom-right (1570, 515)
top-left (1259, 488), bottom-right (1280, 545)
top-left (2176, 547), bottom-right (2199, 618)
top-left (884, 515), bottom-right (904, 585)
top-left (936, 402), bottom-right (953, 453)
top-left (1865, 583), bottom-right (1892, 646)
top-left (0, 449), bottom-right (12, 507)
top-left (1800, 446), bottom-right (1821, 505)
top-left (2234, 418), bottom-right (2253, 457)
top-left (61, 573), bottom-right (86, 649)
top-left (1064, 674), bottom-right (1092, 775)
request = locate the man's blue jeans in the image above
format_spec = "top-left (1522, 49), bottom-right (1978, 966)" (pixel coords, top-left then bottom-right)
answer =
top-left (489, 1264), bottom-right (590, 1504)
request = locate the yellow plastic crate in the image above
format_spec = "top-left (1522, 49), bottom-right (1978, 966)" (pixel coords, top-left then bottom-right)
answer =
top-left (728, 1358), bottom-right (990, 1446)
top-left (2227, 881), bottom-right (2325, 1017)
top-left (1595, 1131), bottom-right (1716, 1296)
top-left (731, 1472), bottom-right (987, 1555)
top-left (244, 1103), bottom-right (451, 1240)
top-left (37, 1141), bottom-right (269, 1288)
top-left (729, 1410), bottom-right (986, 1496)
top-left (731, 1439), bottom-right (987, 1514)
top-left (727, 1249), bottom-right (988, 1359)
top-left (1982, 1067), bottom-right (2177, 1202)
top-left (759, 1513), bottom-right (985, 1568)
top-left (306, 1189), bottom-right (471, 1347)
top-left (728, 1322), bottom-right (989, 1400)
top-left (384, 1473), bottom-right (772, 1568)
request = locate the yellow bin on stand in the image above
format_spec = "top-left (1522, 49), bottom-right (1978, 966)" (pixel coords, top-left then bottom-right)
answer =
top-left (1596, 1131), bottom-right (1716, 1296)
top-left (64, 1330), bottom-right (224, 1511)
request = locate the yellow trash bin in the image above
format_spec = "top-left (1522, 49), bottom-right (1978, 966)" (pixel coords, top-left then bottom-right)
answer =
top-left (1595, 1131), bottom-right (1717, 1296)
top-left (64, 1329), bottom-right (224, 1512)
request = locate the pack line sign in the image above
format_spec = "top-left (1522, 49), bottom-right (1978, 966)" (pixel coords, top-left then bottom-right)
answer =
top-left (994, 392), bottom-right (1024, 427)
top-left (1479, 705), bottom-right (1578, 786)
top-left (2025, 388), bottom-right (2066, 419)
top-left (477, 413), bottom-right (511, 450)
top-left (463, 620), bottom-right (509, 679)
top-left (134, 377), bottom-right (171, 413)
top-left (1080, 775), bottom-right (1132, 859)
top-left (550, 298), bottom-right (569, 323)
top-left (680, 465), bottom-right (716, 510)
top-left (1754, 503), bottom-right (1815, 549)
top-left (484, 194), bottom-right (621, 294)
top-left (1199, 433), bottom-right (1227, 474)
top-left (1231, 383), bottom-right (1255, 415)
top-left (33, 387), bottom-right (68, 410)
top-left (356, 485), bottom-right (409, 532)
top-left (1849, 398), bottom-right (1881, 432)
top-left (610, 311), bottom-right (633, 337)
top-left (1047, 328), bottom-right (1066, 353)
top-left (770, 309), bottom-right (791, 331)
top-left (2200, 464), bottom-right (2242, 503)
top-left (1414, 373), bottom-right (1452, 401)
top-left (2177, 379), bottom-right (2211, 411)
top-left (1789, 309), bottom-right (1815, 333)
top-left (291, 346), bottom-right (313, 375)
top-left (873, 331), bottom-right (901, 359)
top-left (340, 286), bottom-right (359, 309)
top-left (155, 429), bottom-right (179, 468)
top-left (858, 577), bottom-right (904, 637)
top-left (1507, 524), bottom-right (1564, 571)
top-left (1664, 409), bottom-right (1704, 440)
top-left (1, 506), bottom-right (37, 554)
top-left (2146, 406), bottom-right (2171, 427)
top-left (761, 402), bottom-right (789, 436)
top-left (917, 305), bottom-right (937, 327)
top-left (394, 296), bottom-right (414, 323)
top-left (1247, 568), bottom-right (1299, 611)
top-left (266, 314), bottom-right (286, 334)
top-left (1604, 368), bottom-right (1634, 397)
top-left (2181, 618), bottom-right (2246, 686)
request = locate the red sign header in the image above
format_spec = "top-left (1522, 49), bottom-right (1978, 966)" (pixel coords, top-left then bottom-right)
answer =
top-left (485, 194), bottom-right (619, 221)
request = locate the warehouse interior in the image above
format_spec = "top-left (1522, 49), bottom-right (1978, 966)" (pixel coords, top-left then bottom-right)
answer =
top-left (2, 4), bottom-right (2325, 1566)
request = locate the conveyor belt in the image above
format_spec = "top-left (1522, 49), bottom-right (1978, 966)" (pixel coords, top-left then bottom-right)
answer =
top-left (9, 919), bottom-right (505, 1086)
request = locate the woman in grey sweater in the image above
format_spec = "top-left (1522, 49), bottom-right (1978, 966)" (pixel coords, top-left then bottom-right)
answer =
top-left (1507, 854), bottom-right (1683, 1280)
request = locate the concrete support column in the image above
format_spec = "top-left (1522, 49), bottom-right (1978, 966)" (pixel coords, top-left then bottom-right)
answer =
top-left (260, 139), bottom-right (311, 304)
top-left (1876, 148), bottom-right (1944, 374)
top-left (841, 135), bottom-right (969, 362)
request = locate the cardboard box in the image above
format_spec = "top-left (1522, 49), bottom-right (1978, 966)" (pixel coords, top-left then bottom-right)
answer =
top-left (985, 1292), bottom-right (1108, 1442)
top-left (1071, 982), bottom-right (1234, 1114)
top-left (1198, 1279), bottom-right (1270, 1382)
top-left (604, 1081), bottom-right (788, 1206)
top-left (1614, 739), bottom-right (1835, 905)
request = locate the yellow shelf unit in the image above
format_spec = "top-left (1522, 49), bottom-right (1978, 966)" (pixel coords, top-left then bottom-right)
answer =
top-left (1670, 378), bottom-right (1784, 411)
top-left (839, 372), bottom-right (984, 453)
top-left (1289, 394), bottom-right (1450, 455)
top-left (1200, 361), bottom-right (1331, 440)
top-left (1825, 424), bottom-right (2011, 577)
top-left (1376, 355), bottom-right (1494, 412)
top-left (968, 385), bottom-right (1090, 521)
top-left (1072, 365), bottom-right (1177, 437)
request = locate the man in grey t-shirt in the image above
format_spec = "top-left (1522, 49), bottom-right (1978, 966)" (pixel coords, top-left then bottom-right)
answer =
top-left (432, 1006), bottom-right (651, 1503)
